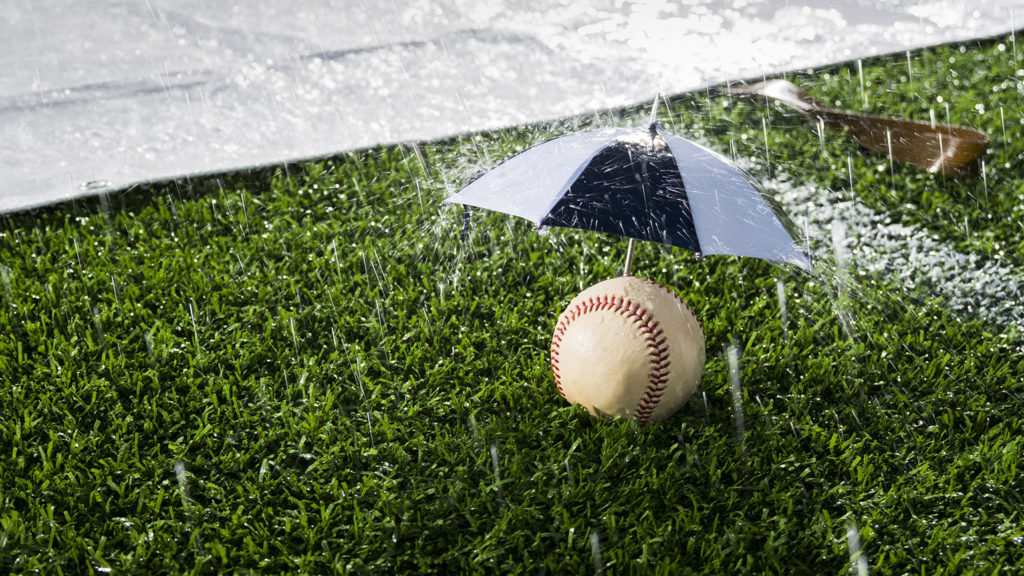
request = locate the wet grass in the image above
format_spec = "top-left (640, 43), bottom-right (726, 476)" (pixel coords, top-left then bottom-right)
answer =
top-left (2, 34), bottom-right (1024, 574)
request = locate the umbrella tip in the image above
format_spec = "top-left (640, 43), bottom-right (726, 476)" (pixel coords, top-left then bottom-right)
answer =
top-left (649, 93), bottom-right (661, 127)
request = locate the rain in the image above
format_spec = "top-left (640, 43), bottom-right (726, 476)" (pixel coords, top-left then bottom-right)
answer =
top-left (1, 0), bottom-right (1023, 573)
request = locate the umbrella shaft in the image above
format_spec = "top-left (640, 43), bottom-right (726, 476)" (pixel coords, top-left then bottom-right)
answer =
top-left (623, 238), bottom-right (637, 276)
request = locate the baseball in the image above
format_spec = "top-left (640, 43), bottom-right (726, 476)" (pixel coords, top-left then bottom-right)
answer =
top-left (550, 276), bottom-right (705, 424)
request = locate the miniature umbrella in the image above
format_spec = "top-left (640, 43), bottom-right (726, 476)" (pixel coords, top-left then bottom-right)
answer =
top-left (443, 120), bottom-right (812, 273)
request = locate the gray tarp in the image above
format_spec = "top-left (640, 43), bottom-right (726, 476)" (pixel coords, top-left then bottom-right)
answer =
top-left (1, 0), bottom-right (1021, 212)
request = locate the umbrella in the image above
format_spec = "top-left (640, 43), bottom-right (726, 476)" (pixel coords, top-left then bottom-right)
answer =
top-left (443, 99), bottom-right (812, 273)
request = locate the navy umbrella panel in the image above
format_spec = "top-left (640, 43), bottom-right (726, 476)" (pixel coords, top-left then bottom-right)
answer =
top-left (543, 130), bottom-right (700, 252)
top-left (444, 124), bottom-right (812, 271)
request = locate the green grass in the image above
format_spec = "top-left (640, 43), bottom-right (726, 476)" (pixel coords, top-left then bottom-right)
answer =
top-left (2, 34), bottom-right (1023, 574)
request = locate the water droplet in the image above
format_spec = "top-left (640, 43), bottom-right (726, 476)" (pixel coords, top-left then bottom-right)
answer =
top-left (79, 180), bottom-right (111, 191)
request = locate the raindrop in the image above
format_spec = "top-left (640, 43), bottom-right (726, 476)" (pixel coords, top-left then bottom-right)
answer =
top-left (847, 155), bottom-right (854, 191)
top-left (906, 50), bottom-right (913, 89)
top-left (847, 521), bottom-right (870, 576)
top-left (490, 442), bottom-right (504, 508)
top-left (857, 59), bottom-right (867, 107)
top-left (489, 443), bottom-right (501, 483)
top-left (0, 265), bottom-right (10, 304)
top-left (110, 274), bottom-right (121, 313)
top-left (831, 220), bottom-right (848, 273)
top-left (885, 128), bottom-right (895, 193)
top-left (590, 529), bottom-right (604, 576)
top-left (235, 252), bottom-right (249, 279)
top-left (174, 458), bottom-right (190, 508)
top-left (72, 236), bottom-right (84, 271)
top-left (348, 351), bottom-right (375, 448)
top-left (937, 133), bottom-right (945, 171)
top-left (91, 305), bottom-right (104, 343)
top-left (143, 330), bottom-right (156, 367)
top-left (761, 115), bottom-right (771, 174)
top-left (981, 158), bottom-right (988, 205)
top-left (289, 316), bottom-right (299, 359)
top-left (1012, 13), bottom-right (1018, 62)
top-left (1000, 106), bottom-right (1006, 147)
top-left (832, 409), bottom-right (845, 440)
top-left (187, 300), bottom-right (199, 351)
top-left (701, 390), bottom-right (710, 425)
top-left (727, 343), bottom-right (745, 443)
top-left (467, 414), bottom-right (480, 444)
top-left (776, 277), bottom-right (788, 332)
top-left (239, 190), bottom-right (250, 232)
top-left (817, 117), bottom-right (826, 157)
top-left (831, 219), bottom-right (855, 339)
top-left (363, 410), bottom-right (382, 449)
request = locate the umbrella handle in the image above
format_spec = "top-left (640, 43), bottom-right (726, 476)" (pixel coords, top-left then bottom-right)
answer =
top-left (623, 238), bottom-right (637, 276)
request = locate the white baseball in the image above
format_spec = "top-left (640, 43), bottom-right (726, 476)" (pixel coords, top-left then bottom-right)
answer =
top-left (550, 276), bottom-right (705, 424)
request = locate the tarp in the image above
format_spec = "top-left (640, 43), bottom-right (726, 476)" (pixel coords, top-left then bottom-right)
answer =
top-left (1, 0), bottom-right (1021, 212)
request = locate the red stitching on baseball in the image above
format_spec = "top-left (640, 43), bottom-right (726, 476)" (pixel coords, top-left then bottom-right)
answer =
top-left (631, 275), bottom-right (703, 332)
top-left (551, 287), bottom-right (676, 426)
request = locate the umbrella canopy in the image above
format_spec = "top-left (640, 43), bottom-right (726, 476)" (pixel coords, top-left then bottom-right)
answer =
top-left (444, 124), bottom-right (813, 272)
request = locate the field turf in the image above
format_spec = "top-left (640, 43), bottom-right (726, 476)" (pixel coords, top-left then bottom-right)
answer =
top-left (1, 34), bottom-right (1023, 574)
